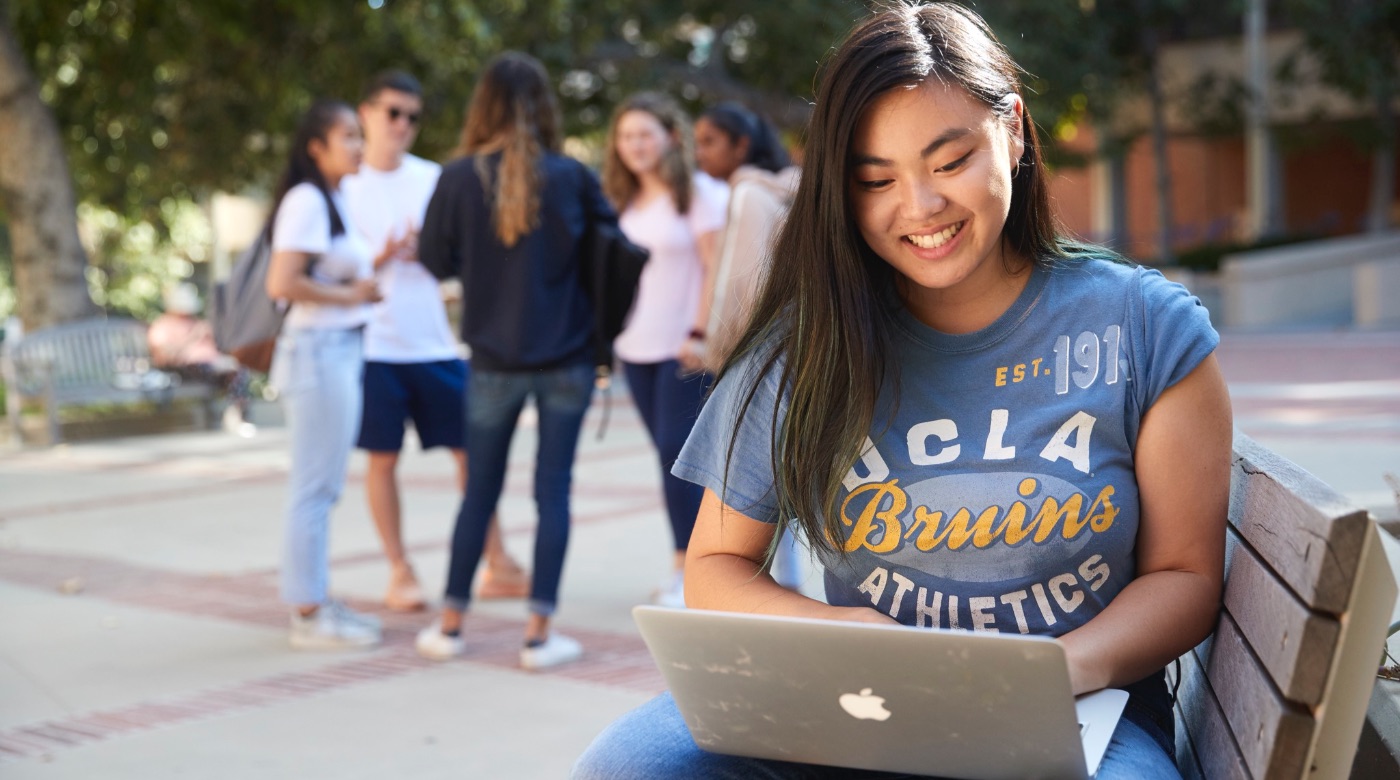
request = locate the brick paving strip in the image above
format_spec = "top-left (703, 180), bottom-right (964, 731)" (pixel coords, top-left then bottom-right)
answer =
top-left (0, 453), bottom-right (667, 766)
top-left (0, 547), bottom-right (665, 762)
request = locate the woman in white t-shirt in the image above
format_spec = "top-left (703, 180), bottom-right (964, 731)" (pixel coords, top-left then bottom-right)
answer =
top-left (265, 100), bottom-right (384, 651)
top-left (602, 92), bottom-right (728, 608)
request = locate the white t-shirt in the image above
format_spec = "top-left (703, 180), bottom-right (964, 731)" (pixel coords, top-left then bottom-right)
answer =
top-left (614, 172), bottom-right (729, 364)
top-left (272, 182), bottom-right (374, 331)
top-left (341, 154), bottom-right (461, 362)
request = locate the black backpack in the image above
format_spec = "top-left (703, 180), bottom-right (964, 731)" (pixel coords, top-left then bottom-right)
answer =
top-left (582, 220), bottom-right (649, 384)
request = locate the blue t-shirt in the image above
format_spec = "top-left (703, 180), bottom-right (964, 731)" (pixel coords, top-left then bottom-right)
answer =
top-left (674, 256), bottom-right (1218, 638)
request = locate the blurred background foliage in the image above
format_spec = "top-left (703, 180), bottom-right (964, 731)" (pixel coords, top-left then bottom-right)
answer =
top-left (0, 0), bottom-right (1395, 320)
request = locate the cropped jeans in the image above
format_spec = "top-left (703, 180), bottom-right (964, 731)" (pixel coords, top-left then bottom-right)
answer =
top-left (271, 327), bottom-right (364, 606)
top-left (443, 362), bottom-right (594, 617)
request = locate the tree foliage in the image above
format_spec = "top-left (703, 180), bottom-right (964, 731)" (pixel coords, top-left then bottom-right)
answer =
top-left (982, 1), bottom-right (1245, 147)
top-left (1, 0), bottom-right (867, 321)
top-left (11, 0), bottom-right (1246, 234)
top-left (1279, 0), bottom-right (1399, 231)
top-left (10, 0), bottom-right (864, 227)
top-left (1280, 0), bottom-right (1400, 107)
top-left (10, 0), bottom-right (1379, 323)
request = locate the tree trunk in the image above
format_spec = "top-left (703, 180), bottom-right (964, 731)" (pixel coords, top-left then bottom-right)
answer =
top-left (1367, 77), bottom-right (1396, 233)
top-left (1142, 27), bottom-right (1175, 264)
top-left (1108, 149), bottom-right (1129, 251)
top-left (0, 3), bottom-right (94, 332)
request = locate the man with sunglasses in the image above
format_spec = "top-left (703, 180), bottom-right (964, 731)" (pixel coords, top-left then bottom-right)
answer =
top-left (342, 70), bottom-right (528, 612)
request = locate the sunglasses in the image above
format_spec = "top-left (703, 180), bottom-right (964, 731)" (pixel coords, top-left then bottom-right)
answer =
top-left (381, 105), bottom-right (421, 125)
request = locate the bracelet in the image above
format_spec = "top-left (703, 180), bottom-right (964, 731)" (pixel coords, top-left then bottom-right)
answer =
top-left (688, 328), bottom-right (706, 341)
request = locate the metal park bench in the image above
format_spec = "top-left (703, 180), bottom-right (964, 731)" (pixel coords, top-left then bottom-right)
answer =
top-left (1172, 432), bottom-right (1398, 779)
top-left (1, 317), bottom-right (219, 445)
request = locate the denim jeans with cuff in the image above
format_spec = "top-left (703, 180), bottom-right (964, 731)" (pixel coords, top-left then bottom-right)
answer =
top-left (443, 362), bottom-right (594, 616)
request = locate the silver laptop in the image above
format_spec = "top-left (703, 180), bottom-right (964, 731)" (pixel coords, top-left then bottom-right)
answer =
top-left (633, 606), bottom-right (1128, 780)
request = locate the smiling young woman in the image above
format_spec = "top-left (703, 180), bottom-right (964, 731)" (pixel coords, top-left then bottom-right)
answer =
top-left (849, 82), bottom-right (1028, 334)
top-left (574, 3), bottom-right (1230, 778)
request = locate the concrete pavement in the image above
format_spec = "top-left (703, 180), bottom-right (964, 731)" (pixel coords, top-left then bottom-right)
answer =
top-left (0, 328), bottom-right (1397, 778)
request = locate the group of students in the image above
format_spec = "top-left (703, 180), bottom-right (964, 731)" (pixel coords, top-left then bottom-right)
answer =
top-left (264, 2), bottom-right (1231, 776)
top-left (263, 70), bottom-right (528, 654)
top-left (262, 55), bottom-right (801, 668)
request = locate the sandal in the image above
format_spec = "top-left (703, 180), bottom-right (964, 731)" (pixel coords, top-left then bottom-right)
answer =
top-left (385, 563), bottom-right (427, 612)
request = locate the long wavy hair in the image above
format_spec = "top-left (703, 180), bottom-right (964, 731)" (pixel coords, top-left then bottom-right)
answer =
top-left (720, 1), bottom-right (1064, 561)
top-left (601, 92), bottom-right (693, 215)
top-left (699, 102), bottom-right (791, 174)
top-left (456, 52), bottom-right (561, 247)
top-left (270, 100), bottom-right (353, 238)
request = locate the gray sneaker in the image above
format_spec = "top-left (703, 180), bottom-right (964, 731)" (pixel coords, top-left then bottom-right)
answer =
top-left (289, 601), bottom-right (382, 650)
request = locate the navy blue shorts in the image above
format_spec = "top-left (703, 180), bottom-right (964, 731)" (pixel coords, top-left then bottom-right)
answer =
top-left (357, 359), bottom-right (468, 452)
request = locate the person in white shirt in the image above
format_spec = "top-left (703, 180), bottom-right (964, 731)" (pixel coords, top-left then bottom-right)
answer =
top-left (602, 92), bottom-right (728, 609)
top-left (341, 71), bottom-right (528, 612)
top-left (265, 100), bottom-right (383, 649)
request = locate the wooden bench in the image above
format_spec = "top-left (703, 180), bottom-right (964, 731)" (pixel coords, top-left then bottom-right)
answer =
top-left (1, 317), bottom-right (219, 445)
top-left (1173, 431), bottom-right (1397, 779)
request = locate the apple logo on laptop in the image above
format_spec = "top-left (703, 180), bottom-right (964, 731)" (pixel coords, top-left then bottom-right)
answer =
top-left (838, 688), bottom-right (892, 721)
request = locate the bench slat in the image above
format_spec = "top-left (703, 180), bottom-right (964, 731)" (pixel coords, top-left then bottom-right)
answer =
top-left (1224, 528), bottom-right (1341, 706)
top-left (1229, 435), bottom-right (1368, 614)
top-left (1201, 612), bottom-right (1316, 778)
top-left (1175, 433), bottom-right (1397, 780)
top-left (1177, 647), bottom-right (1252, 780)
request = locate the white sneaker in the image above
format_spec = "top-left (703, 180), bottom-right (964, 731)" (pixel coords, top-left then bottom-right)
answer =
top-left (327, 599), bottom-right (382, 630)
top-left (651, 572), bottom-right (686, 609)
top-left (289, 601), bottom-right (381, 650)
top-left (520, 633), bottom-right (582, 670)
top-left (415, 622), bottom-right (466, 661)
top-left (222, 405), bottom-right (257, 437)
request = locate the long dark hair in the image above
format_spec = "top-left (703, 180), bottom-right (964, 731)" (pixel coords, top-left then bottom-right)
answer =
top-left (457, 52), bottom-right (561, 247)
top-left (270, 99), bottom-right (352, 238)
top-left (699, 102), bottom-right (791, 173)
top-left (721, 1), bottom-right (1063, 561)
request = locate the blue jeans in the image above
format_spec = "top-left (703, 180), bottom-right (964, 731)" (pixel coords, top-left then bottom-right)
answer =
top-left (443, 363), bottom-right (594, 616)
top-left (572, 692), bottom-right (1180, 779)
top-left (621, 360), bottom-right (710, 551)
top-left (271, 327), bottom-right (364, 606)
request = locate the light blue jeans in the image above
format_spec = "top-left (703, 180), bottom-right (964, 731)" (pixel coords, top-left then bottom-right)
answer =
top-left (572, 692), bottom-right (1180, 779)
top-left (271, 327), bottom-right (364, 606)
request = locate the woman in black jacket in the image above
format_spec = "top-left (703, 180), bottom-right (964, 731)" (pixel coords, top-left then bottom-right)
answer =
top-left (417, 52), bottom-right (615, 670)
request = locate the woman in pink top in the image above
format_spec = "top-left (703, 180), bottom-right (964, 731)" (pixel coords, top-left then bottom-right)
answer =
top-left (602, 92), bottom-right (728, 608)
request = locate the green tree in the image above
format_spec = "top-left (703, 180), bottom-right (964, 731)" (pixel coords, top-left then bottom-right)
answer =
top-left (12, 0), bottom-right (863, 221)
top-left (3, 0), bottom-right (864, 326)
top-left (986, 1), bottom-right (1245, 260)
top-left (0, 0), bottom-right (94, 332)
